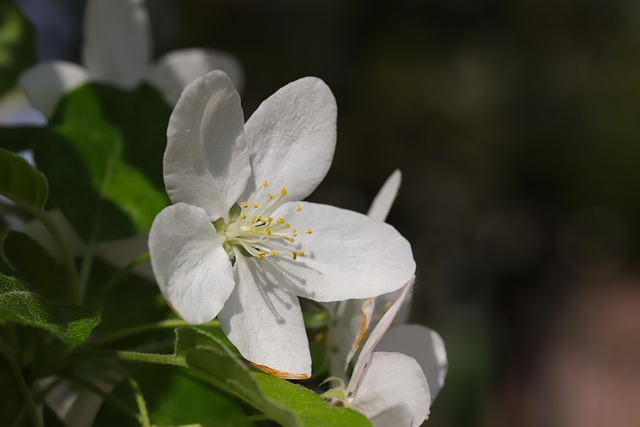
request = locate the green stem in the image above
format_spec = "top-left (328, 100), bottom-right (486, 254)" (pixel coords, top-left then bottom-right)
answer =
top-left (112, 351), bottom-right (188, 367)
top-left (88, 252), bottom-right (150, 307)
top-left (127, 375), bottom-right (151, 427)
top-left (32, 209), bottom-right (81, 304)
top-left (0, 337), bottom-right (42, 427)
top-left (83, 319), bottom-right (197, 348)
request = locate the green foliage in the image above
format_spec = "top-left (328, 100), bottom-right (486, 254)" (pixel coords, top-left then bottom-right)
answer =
top-left (0, 147), bottom-right (48, 214)
top-left (175, 327), bottom-right (371, 427)
top-left (33, 83), bottom-right (170, 244)
top-left (0, 273), bottom-right (99, 346)
top-left (0, 0), bottom-right (36, 97)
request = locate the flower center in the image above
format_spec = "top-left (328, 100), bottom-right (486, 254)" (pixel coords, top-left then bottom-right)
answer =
top-left (217, 180), bottom-right (311, 261)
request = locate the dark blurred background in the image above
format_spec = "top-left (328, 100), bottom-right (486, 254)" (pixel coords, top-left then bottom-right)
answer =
top-left (15, 0), bottom-right (640, 425)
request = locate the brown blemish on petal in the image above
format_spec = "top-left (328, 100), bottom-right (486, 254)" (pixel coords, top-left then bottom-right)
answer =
top-left (351, 304), bottom-right (370, 353)
top-left (249, 361), bottom-right (309, 380)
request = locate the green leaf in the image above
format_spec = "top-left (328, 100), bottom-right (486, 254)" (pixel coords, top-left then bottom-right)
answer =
top-left (175, 327), bottom-right (371, 427)
top-left (3, 230), bottom-right (66, 299)
top-left (34, 83), bottom-right (170, 244)
top-left (0, 273), bottom-right (100, 346)
top-left (0, 147), bottom-right (48, 214)
top-left (0, 0), bottom-right (37, 96)
top-left (93, 365), bottom-right (258, 427)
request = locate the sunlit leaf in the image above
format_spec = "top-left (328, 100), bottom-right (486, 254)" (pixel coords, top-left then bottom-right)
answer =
top-left (0, 273), bottom-right (100, 346)
top-left (0, 0), bottom-right (37, 96)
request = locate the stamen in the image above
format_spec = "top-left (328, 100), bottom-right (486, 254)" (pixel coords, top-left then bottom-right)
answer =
top-left (240, 202), bottom-right (248, 208)
top-left (262, 180), bottom-right (269, 188)
top-left (291, 252), bottom-right (297, 260)
top-left (296, 204), bottom-right (302, 212)
top-left (305, 229), bottom-right (312, 235)
top-left (240, 212), bottom-right (247, 220)
top-left (253, 203), bottom-right (260, 208)
top-left (297, 250), bottom-right (305, 257)
top-left (269, 250), bottom-right (276, 256)
top-left (281, 187), bottom-right (288, 196)
top-left (257, 252), bottom-right (266, 260)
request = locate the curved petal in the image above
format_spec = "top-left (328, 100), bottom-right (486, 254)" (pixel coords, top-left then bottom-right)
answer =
top-left (82, 0), bottom-right (150, 88)
top-left (218, 256), bottom-right (311, 379)
top-left (148, 203), bottom-right (234, 324)
top-left (377, 325), bottom-right (448, 400)
top-left (0, 87), bottom-right (46, 126)
top-left (349, 351), bottom-right (430, 427)
top-left (19, 62), bottom-right (89, 118)
top-left (350, 278), bottom-right (414, 389)
top-left (240, 77), bottom-right (337, 203)
top-left (147, 48), bottom-right (244, 106)
top-left (263, 202), bottom-right (415, 301)
top-left (366, 402), bottom-right (413, 427)
top-left (367, 169), bottom-right (401, 222)
top-left (329, 298), bottom-right (375, 379)
top-left (164, 70), bottom-right (250, 220)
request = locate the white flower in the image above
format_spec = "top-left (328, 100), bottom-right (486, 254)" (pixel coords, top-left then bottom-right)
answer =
top-left (148, 70), bottom-right (415, 379)
top-left (18, 0), bottom-right (243, 118)
top-left (329, 278), bottom-right (448, 427)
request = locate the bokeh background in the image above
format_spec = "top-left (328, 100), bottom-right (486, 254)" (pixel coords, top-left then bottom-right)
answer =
top-left (9, 0), bottom-right (640, 425)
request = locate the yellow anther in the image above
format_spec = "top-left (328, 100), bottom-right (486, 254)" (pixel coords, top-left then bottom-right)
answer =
top-left (297, 250), bottom-right (305, 257)
top-left (240, 212), bottom-right (247, 220)
top-left (251, 217), bottom-right (259, 223)
top-left (296, 204), bottom-right (302, 212)
top-left (305, 229), bottom-right (312, 235)
top-left (288, 237), bottom-right (295, 243)
top-left (269, 250), bottom-right (276, 257)
top-left (256, 252), bottom-right (266, 260)
top-left (250, 226), bottom-right (256, 234)
top-left (267, 217), bottom-right (273, 225)
top-left (268, 193), bottom-right (274, 199)
top-left (262, 180), bottom-right (269, 188)
top-left (264, 229), bottom-right (271, 235)
top-left (280, 186), bottom-right (288, 196)
top-left (285, 224), bottom-right (291, 229)
top-left (277, 218), bottom-right (285, 224)
top-left (253, 203), bottom-right (260, 209)
top-left (292, 229), bottom-right (298, 236)
top-left (291, 251), bottom-right (298, 260)
top-left (240, 202), bottom-right (248, 208)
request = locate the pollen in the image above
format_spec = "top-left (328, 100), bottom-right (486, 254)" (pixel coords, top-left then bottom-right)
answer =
top-left (256, 252), bottom-right (266, 260)
top-left (280, 186), bottom-right (288, 196)
top-left (240, 212), bottom-right (247, 220)
top-left (264, 229), bottom-right (271, 235)
top-left (262, 180), bottom-right (269, 188)
top-left (291, 251), bottom-right (297, 260)
top-left (240, 202), bottom-right (248, 208)
top-left (268, 193), bottom-right (274, 199)
top-left (297, 250), bottom-right (305, 257)
top-left (305, 229), bottom-right (312, 235)
top-left (253, 203), bottom-right (260, 209)
top-left (296, 204), bottom-right (302, 212)
top-left (269, 250), bottom-right (276, 256)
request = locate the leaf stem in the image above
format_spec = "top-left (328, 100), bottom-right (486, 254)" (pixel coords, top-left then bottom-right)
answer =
top-left (83, 319), bottom-right (195, 348)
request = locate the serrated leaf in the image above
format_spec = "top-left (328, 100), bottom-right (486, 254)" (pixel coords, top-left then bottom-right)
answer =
top-left (175, 327), bottom-right (371, 427)
top-left (0, 273), bottom-right (100, 345)
top-left (0, 147), bottom-right (48, 213)
top-left (33, 83), bottom-right (170, 243)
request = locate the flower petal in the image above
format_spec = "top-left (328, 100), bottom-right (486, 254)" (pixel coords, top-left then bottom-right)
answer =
top-left (82, 0), bottom-right (150, 88)
top-left (376, 325), bottom-right (448, 400)
top-left (264, 202), bottom-right (415, 301)
top-left (240, 77), bottom-right (337, 202)
top-left (0, 87), bottom-right (46, 126)
top-left (19, 62), bottom-right (89, 118)
top-left (148, 203), bottom-right (234, 324)
top-left (349, 351), bottom-right (430, 427)
top-left (329, 298), bottom-right (375, 379)
top-left (367, 169), bottom-right (401, 222)
top-left (147, 48), bottom-right (244, 106)
top-left (218, 256), bottom-right (311, 379)
top-left (366, 402), bottom-right (414, 427)
top-left (350, 277), bottom-right (414, 388)
top-left (164, 70), bottom-right (250, 220)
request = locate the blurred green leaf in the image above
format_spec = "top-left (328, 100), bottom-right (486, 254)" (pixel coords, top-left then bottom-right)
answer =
top-left (94, 365), bottom-right (258, 427)
top-left (34, 83), bottom-right (170, 244)
top-left (176, 327), bottom-right (370, 427)
top-left (0, 0), bottom-right (37, 97)
top-left (0, 126), bottom-right (48, 152)
top-left (0, 273), bottom-right (100, 346)
top-left (0, 348), bottom-right (24, 424)
top-left (0, 147), bottom-right (47, 214)
top-left (3, 230), bottom-right (66, 299)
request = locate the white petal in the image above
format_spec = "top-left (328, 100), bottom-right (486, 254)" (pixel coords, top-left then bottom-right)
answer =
top-left (147, 48), bottom-right (244, 106)
top-left (82, 0), bottom-right (150, 88)
top-left (367, 170), bottom-right (402, 222)
top-left (164, 70), bottom-right (250, 220)
top-left (19, 62), bottom-right (89, 118)
top-left (240, 77), bottom-right (337, 202)
top-left (349, 351), bottom-right (430, 427)
top-left (329, 298), bottom-right (375, 379)
top-left (148, 203), bottom-right (234, 324)
top-left (0, 87), bottom-right (46, 126)
top-left (218, 256), bottom-right (311, 379)
top-left (372, 286), bottom-right (413, 326)
top-left (367, 402), bottom-right (414, 427)
top-left (377, 325), bottom-right (448, 400)
top-left (351, 278), bottom-right (414, 388)
top-left (264, 202), bottom-right (415, 301)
